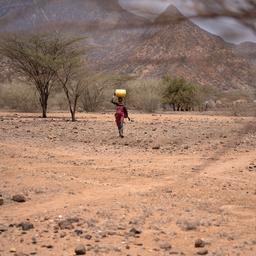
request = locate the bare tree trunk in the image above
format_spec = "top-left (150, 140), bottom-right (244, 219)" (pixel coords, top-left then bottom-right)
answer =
top-left (66, 94), bottom-right (76, 122)
top-left (71, 110), bottom-right (76, 122)
top-left (42, 103), bottom-right (47, 118)
top-left (39, 91), bottom-right (48, 118)
top-left (70, 96), bottom-right (78, 122)
top-left (64, 88), bottom-right (79, 122)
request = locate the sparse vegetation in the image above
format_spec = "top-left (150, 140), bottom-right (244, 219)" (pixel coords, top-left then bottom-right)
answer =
top-left (0, 82), bottom-right (39, 112)
top-left (126, 79), bottom-right (161, 112)
top-left (80, 73), bottom-right (127, 112)
top-left (0, 34), bottom-right (88, 121)
top-left (161, 76), bottom-right (203, 111)
top-left (0, 33), bottom-right (254, 117)
top-left (0, 34), bottom-right (61, 118)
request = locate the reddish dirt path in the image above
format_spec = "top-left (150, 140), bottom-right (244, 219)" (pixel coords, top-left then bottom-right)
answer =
top-left (0, 112), bottom-right (256, 256)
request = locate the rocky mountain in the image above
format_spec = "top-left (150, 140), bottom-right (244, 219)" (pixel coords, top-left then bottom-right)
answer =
top-left (234, 42), bottom-right (256, 65)
top-left (0, 1), bottom-right (255, 90)
top-left (113, 6), bottom-right (256, 90)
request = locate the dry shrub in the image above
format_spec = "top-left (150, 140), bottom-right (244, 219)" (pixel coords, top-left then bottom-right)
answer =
top-left (0, 82), bottom-right (39, 112)
top-left (80, 83), bottom-right (105, 112)
top-left (230, 103), bottom-right (256, 117)
top-left (126, 79), bottom-right (162, 112)
top-left (216, 89), bottom-right (256, 116)
top-left (48, 92), bottom-right (68, 111)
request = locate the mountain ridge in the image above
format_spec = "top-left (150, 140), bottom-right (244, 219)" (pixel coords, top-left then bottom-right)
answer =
top-left (0, 1), bottom-right (255, 91)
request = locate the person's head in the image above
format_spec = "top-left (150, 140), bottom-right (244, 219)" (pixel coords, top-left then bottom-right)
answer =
top-left (118, 97), bottom-right (123, 103)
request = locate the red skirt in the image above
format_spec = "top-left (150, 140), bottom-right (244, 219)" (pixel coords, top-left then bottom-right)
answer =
top-left (115, 113), bottom-right (124, 129)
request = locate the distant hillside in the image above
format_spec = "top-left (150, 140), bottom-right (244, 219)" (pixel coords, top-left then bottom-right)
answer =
top-left (0, 1), bottom-right (255, 91)
top-left (234, 42), bottom-right (256, 65)
top-left (112, 6), bottom-right (256, 90)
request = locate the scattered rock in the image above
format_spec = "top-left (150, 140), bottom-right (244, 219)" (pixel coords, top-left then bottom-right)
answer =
top-left (32, 237), bottom-right (37, 244)
top-left (84, 234), bottom-right (92, 240)
top-left (195, 239), bottom-right (206, 248)
top-left (9, 247), bottom-right (16, 253)
top-left (58, 217), bottom-right (79, 230)
top-left (60, 231), bottom-right (66, 238)
top-left (74, 229), bottom-right (83, 236)
top-left (12, 194), bottom-right (26, 203)
top-left (0, 198), bottom-right (3, 205)
top-left (0, 224), bottom-right (8, 232)
top-left (129, 228), bottom-right (142, 236)
top-left (159, 242), bottom-right (172, 251)
top-left (75, 244), bottom-right (86, 255)
top-left (177, 219), bottom-right (199, 231)
top-left (18, 222), bottom-right (34, 231)
top-left (197, 249), bottom-right (208, 255)
top-left (248, 163), bottom-right (256, 172)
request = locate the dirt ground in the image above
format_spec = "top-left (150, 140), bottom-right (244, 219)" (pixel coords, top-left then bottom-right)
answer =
top-left (0, 112), bottom-right (256, 256)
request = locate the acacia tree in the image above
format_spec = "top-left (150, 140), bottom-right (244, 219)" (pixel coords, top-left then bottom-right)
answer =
top-left (59, 73), bottom-right (85, 122)
top-left (54, 38), bottom-right (87, 121)
top-left (0, 34), bottom-right (62, 118)
top-left (162, 76), bottom-right (202, 111)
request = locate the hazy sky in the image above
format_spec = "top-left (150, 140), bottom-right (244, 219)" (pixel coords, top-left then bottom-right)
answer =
top-left (119, 0), bottom-right (256, 44)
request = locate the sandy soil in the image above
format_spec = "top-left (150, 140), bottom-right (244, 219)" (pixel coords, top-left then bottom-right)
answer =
top-left (0, 112), bottom-right (256, 256)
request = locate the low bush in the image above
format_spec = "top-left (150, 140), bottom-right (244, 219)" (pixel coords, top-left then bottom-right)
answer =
top-left (0, 82), bottom-right (39, 112)
top-left (126, 79), bottom-right (162, 112)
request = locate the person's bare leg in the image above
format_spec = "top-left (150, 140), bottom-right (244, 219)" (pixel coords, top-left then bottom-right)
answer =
top-left (119, 122), bottom-right (124, 138)
top-left (119, 127), bottom-right (124, 138)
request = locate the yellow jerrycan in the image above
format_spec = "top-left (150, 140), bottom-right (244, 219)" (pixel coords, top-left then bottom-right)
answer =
top-left (115, 89), bottom-right (126, 98)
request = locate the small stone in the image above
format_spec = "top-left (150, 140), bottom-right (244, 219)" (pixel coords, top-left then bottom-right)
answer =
top-left (32, 237), bottom-right (37, 244)
top-left (84, 234), bottom-right (92, 240)
top-left (58, 217), bottom-right (79, 230)
top-left (159, 242), bottom-right (172, 251)
top-left (129, 228), bottom-right (142, 236)
top-left (74, 229), bottom-right (83, 236)
top-left (0, 198), bottom-right (4, 205)
top-left (12, 194), bottom-right (26, 203)
top-left (10, 247), bottom-right (16, 253)
top-left (152, 145), bottom-right (160, 150)
top-left (197, 249), bottom-right (208, 255)
top-left (179, 220), bottom-right (198, 231)
top-left (195, 239), bottom-right (206, 248)
top-left (0, 224), bottom-right (8, 232)
top-left (60, 232), bottom-right (66, 238)
top-left (18, 222), bottom-right (34, 231)
top-left (75, 244), bottom-right (86, 255)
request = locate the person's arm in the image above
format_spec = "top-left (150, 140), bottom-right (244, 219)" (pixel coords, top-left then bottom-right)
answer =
top-left (111, 95), bottom-right (118, 105)
top-left (124, 106), bottom-right (130, 121)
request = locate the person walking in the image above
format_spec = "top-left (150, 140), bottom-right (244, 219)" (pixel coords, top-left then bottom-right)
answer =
top-left (111, 94), bottom-right (130, 138)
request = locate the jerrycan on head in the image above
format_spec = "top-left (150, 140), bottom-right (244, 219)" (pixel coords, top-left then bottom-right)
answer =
top-left (115, 89), bottom-right (126, 98)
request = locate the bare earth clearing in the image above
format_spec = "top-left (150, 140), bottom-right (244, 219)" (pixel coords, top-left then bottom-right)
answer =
top-left (0, 112), bottom-right (256, 256)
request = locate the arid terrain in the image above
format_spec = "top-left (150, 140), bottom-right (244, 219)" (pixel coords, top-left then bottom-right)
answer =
top-left (0, 112), bottom-right (256, 256)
